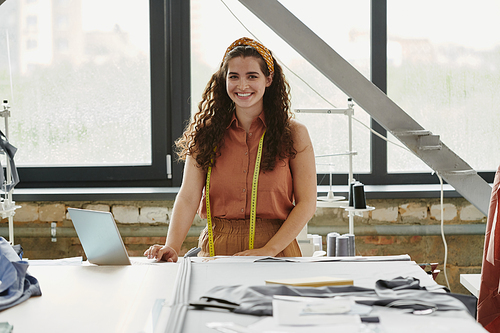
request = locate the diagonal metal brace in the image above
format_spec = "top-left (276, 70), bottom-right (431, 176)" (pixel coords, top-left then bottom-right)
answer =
top-left (238, 0), bottom-right (492, 215)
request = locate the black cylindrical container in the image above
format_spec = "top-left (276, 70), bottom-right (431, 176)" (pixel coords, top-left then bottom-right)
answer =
top-left (353, 183), bottom-right (366, 209)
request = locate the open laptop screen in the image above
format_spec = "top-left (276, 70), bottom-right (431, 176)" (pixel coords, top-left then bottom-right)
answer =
top-left (68, 208), bottom-right (131, 265)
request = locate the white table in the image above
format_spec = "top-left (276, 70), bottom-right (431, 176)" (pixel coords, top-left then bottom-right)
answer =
top-left (0, 257), bottom-right (488, 333)
top-left (157, 256), bottom-right (488, 333)
top-left (461, 273), bottom-right (481, 298)
top-left (0, 259), bottom-right (178, 333)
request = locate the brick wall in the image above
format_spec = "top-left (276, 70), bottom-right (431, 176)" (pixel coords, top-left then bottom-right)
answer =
top-left (0, 197), bottom-right (486, 295)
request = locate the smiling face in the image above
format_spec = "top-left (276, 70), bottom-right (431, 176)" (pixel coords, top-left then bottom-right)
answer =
top-left (226, 56), bottom-right (273, 118)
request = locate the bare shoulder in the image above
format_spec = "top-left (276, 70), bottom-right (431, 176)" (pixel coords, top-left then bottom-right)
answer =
top-left (289, 118), bottom-right (313, 151)
top-left (289, 117), bottom-right (307, 131)
top-left (184, 154), bottom-right (206, 178)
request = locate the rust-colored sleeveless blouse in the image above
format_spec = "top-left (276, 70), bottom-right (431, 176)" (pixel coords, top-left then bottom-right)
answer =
top-left (198, 112), bottom-right (294, 220)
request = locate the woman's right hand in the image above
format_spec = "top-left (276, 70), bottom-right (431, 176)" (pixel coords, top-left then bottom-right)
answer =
top-left (144, 244), bottom-right (179, 262)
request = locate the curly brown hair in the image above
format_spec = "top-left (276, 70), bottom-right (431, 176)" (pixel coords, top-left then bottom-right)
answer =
top-left (175, 44), bottom-right (296, 171)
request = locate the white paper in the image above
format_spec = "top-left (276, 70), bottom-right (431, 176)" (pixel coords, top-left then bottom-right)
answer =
top-left (272, 297), bottom-right (361, 326)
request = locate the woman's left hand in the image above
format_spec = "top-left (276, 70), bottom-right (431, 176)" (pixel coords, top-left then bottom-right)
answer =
top-left (233, 247), bottom-right (277, 257)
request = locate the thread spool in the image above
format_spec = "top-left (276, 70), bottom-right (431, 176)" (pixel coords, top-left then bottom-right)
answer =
top-left (336, 235), bottom-right (349, 257)
top-left (326, 232), bottom-right (339, 257)
top-left (344, 233), bottom-right (355, 256)
top-left (353, 183), bottom-right (366, 209)
top-left (348, 181), bottom-right (357, 207)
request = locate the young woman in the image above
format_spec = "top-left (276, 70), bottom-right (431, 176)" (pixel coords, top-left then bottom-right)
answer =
top-left (144, 37), bottom-right (316, 262)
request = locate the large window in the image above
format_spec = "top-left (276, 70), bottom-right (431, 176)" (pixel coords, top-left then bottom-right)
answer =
top-left (190, 0), bottom-right (495, 186)
top-left (0, 0), bottom-right (494, 192)
top-left (387, 0), bottom-right (500, 174)
top-left (0, 0), bottom-right (190, 188)
top-left (11, 0), bottom-right (150, 166)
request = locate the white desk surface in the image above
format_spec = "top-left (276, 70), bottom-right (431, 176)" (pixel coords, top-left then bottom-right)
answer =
top-left (460, 273), bottom-right (481, 298)
top-left (0, 258), bottom-right (487, 333)
top-left (183, 259), bottom-right (435, 332)
top-left (170, 257), bottom-right (487, 333)
top-left (0, 258), bottom-right (178, 333)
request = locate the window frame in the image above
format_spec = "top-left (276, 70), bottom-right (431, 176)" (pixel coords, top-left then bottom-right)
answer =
top-left (16, 0), bottom-right (191, 189)
top-left (14, 0), bottom-right (494, 192)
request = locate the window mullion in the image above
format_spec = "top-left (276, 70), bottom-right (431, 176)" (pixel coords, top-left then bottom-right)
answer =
top-left (370, 0), bottom-right (388, 182)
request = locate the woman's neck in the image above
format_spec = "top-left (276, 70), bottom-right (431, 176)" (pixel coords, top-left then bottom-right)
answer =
top-left (235, 107), bottom-right (262, 133)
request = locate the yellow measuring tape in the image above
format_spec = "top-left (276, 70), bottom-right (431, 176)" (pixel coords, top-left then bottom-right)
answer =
top-left (205, 131), bottom-right (266, 257)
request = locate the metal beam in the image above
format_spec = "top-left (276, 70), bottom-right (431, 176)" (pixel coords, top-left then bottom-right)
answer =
top-left (238, 0), bottom-right (492, 215)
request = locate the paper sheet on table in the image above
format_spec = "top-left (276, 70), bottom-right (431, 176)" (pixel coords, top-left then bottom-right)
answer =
top-left (272, 296), bottom-right (367, 326)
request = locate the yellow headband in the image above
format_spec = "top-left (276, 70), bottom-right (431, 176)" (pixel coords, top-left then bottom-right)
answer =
top-left (223, 37), bottom-right (274, 75)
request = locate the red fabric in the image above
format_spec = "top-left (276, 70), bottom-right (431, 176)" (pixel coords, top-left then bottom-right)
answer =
top-left (486, 316), bottom-right (500, 333)
top-left (478, 165), bottom-right (500, 331)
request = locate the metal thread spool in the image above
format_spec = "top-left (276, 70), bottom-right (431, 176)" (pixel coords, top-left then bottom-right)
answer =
top-left (326, 232), bottom-right (339, 257)
top-left (343, 233), bottom-right (355, 256)
top-left (335, 235), bottom-right (349, 257)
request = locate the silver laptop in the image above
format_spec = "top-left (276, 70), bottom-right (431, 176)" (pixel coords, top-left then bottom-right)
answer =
top-left (68, 208), bottom-right (131, 265)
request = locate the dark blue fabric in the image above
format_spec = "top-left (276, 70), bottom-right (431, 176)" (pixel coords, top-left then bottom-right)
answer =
top-left (0, 237), bottom-right (41, 311)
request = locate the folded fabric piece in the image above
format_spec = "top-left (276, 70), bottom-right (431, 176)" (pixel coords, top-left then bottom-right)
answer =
top-left (191, 284), bottom-right (373, 316)
top-left (371, 276), bottom-right (476, 315)
top-left (191, 276), bottom-right (470, 316)
top-left (11, 244), bottom-right (23, 259)
top-left (375, 276), bottom-right (423, 293)
top-left (0, 237), bottom-right (42, 311)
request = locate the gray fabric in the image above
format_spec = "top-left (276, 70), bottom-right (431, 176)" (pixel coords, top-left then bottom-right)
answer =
top-left (0, 237), bottom-right (41, 311)
top-left (192, 284), bottom-right (374, 316)
top-left (192, 276), bottom-right (469, 316)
